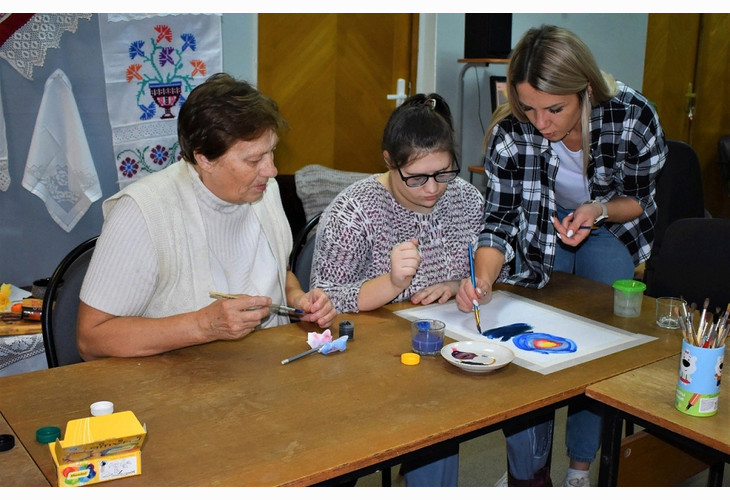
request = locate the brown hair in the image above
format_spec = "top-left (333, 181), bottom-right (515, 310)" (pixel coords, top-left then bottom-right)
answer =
top-left (178, 73), bottom-right (289, 164)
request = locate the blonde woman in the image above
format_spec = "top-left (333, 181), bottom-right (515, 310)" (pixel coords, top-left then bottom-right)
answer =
top-left (457, 25), bottom-right (667, 486)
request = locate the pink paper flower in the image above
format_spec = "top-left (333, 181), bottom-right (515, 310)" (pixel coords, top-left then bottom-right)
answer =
top-left (307, 329), bottom-right (332, 348)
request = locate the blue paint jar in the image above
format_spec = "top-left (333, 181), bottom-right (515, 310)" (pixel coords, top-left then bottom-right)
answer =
top-left (411, 319), bottom-right (445, 355)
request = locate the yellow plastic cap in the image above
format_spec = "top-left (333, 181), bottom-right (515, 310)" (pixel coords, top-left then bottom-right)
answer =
top-left (401, 352), bottom-right (420, 365)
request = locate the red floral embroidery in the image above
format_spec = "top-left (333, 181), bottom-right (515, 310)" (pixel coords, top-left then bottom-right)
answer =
top-left (154, 24), bottom-right (173, 43)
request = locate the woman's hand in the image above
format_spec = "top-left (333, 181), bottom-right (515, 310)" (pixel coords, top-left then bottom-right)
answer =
top-left (410, 280), bottom-right (460, 305)
top-left (295, 287), bottom-right (338, 328)
top-left (455, 276), bottom-right (492, 312)
top-left (389, 238), bottom-right (421, 289)
top-left (551, 207), bottom-right (595, 247)
top-left (203, 294), bottom-right (272, 341)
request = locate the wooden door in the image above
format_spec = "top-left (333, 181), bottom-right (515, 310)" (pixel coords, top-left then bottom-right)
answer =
top-left (258, 13), bottom-right (418, 175)
top-left (643, 13), bottom-right (730, 218)
top-left (642, 14), bottom-right (699, 142)
top-left (689, 14), bottom-right (730, 218)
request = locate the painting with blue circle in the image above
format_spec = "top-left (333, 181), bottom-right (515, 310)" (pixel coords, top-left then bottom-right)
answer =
top-left (483, 323), bottom-right (577, 354)
top-left (394, 290), bottom-right (656, 374)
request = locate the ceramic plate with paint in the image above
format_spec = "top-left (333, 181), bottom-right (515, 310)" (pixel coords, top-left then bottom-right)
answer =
top-left (440, 341), bottom-right (514, 373)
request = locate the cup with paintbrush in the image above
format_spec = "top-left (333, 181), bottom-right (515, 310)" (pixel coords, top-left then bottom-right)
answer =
top-left (674, 297), bottom-right (726, 417)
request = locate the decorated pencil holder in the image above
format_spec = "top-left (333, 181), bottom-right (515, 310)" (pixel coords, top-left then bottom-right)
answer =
top-left (675, 339), bottom-right (725, 417)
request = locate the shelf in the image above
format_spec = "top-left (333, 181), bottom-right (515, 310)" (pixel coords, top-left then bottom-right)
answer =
top-left (457, 58), bottom-right (509, 64)
top-left (457, 59), bottom-right (508, 172)
top-left (468, 165), bottom-right (484, 183)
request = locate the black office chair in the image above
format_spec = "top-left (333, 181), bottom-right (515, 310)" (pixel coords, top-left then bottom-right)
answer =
top-left (289, 213), bottom-right (321, 292)
top-left (630, 217), bottom-right (730, 486)
top-left (645, 217), bottom-right (730, 312)
top-left (643, 140), bottom-right (707, 285)
top-left (719, 134), bottom-right (730, 197)
top-left (41, 236), bottom-right (98, 368)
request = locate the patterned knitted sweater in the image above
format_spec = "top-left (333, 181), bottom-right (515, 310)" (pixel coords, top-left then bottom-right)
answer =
top-left (311, 175), bottom-right (484, 312)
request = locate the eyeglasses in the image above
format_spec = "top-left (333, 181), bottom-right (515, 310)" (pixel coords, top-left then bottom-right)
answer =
top-left (396, 167), bottom-right (460, 187)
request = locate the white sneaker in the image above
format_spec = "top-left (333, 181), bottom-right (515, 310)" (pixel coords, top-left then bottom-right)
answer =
top-left (563, 475), bottom-right (590, 487)
top-left (495, 471), bottom-right (508, 487)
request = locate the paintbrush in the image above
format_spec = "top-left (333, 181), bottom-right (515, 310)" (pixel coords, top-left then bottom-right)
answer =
top-left (696, 298), bottom-right (710, 346)
top-left (676, 307), bottom-right (691, 344)
top-left (280, 346), bottom-right (320, 364)
top-left (209, 292), bottom-right (304, 315)
top-left (467, 243), bottom-right (482, 335)
top-left (688, 302), bottom-right (697, 345)
top-left (715, 303), bottom-right (730, 347)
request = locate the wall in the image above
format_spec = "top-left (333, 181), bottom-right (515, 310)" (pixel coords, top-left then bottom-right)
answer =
top-left (0, 13), bottom-right (647, 287)
top-left (435, 13), bottom-right (649, 177)
top-left (0, 14), bottom-right (255, 286)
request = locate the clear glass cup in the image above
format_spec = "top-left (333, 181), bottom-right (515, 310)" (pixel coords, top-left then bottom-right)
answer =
top-left (411, 319), bottom-right (445, 355)
top-left (655, 297), bottom-right (687, 329)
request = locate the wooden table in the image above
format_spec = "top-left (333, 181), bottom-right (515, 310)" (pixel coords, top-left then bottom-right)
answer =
top-left (586, 355), bottom-right (729, 486)
top-left (0, 272), bottom-right (685, 486)
top-left (0, 412), bottom-right (50, 486)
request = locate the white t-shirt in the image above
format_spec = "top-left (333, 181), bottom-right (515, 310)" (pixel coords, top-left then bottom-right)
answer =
top-left (553, 140), bottom-right (589, 210)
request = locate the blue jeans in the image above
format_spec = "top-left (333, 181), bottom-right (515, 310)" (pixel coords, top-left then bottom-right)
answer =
top-left (552, 206), bottom-right (635, 285)
top-left (505, 205), bottom-right (635, 478)
top-left (403, 453), bottom-right (459, 486)
top-left (400, 440), bottom-right (459, 486)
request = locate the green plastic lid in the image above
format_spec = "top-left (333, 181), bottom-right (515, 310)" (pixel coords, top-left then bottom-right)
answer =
top-left (36, 426), bottom-right (61, 444)
top-left (612, 279), bottom-right (647, 293)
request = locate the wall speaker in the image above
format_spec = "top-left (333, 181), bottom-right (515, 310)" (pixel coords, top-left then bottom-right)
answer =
top-left (464, 14), bottom-right (513, 59)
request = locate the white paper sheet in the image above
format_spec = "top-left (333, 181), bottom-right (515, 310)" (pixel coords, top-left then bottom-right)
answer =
top-left (395, 290), bottom-right (655, 375)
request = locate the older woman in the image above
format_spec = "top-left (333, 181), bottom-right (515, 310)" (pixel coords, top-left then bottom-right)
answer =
top-left (78, 73), bottom-right (336, 360)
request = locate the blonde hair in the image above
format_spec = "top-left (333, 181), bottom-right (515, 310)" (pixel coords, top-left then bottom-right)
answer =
top-left (485, 25), bottom-right (618, 169)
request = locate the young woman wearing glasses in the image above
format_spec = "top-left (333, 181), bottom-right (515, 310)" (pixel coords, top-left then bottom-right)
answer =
top-left (311, 93), bottom-right (484, 315)
top-left (310, 94), bottom-right (485, 486)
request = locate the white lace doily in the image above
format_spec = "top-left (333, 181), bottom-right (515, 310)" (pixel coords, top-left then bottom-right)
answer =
top-left (0, 78), bottom-right (7, 191)
top-left (0, 14), bottom-right (92, 80)
top-left (0, 159), bottom-right (8, 192)
top-left (0, 333), bottom-right (45, 371)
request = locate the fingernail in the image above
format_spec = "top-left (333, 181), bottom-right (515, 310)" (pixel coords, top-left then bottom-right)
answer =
top-left (472, 299), bottom-right (479, 307)
top-left (566, 229), bottom-right (574, 238)
top-left (556, 233), bottom-right (562, 240)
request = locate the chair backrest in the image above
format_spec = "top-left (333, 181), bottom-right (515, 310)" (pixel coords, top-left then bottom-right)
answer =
top-left (41, 236), bottom-right (98, 368)
top-left (644, 140), bottom-right (707, 284)
top-left (653, 140), bottom-right (706, 249)
top-left (718, 135), bottom-right (730, 196)
top-left (644, 218), bottom-right (730, 313)
top-left (289, 213), bottom-right (320, 293)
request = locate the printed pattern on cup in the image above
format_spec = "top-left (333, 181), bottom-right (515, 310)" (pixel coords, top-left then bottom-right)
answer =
top-left (675, 340), bottom-right (724, 417)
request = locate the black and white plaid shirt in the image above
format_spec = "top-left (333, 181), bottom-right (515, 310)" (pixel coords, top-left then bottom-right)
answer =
top-left (478, 82), bottom-right (667, 288)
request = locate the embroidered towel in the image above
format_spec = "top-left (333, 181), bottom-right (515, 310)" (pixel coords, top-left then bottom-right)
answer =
top-left (22, 69), bottom-right (101, 232)
top-left (98, 14), bottom-right (222, 189)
